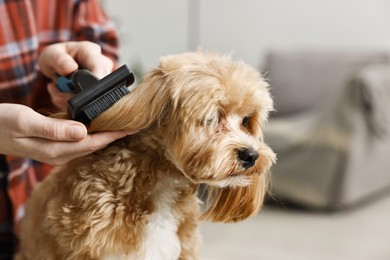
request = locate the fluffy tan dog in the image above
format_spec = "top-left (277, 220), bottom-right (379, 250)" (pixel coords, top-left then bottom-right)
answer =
top-left (17, 52), bottom-right (276, 259)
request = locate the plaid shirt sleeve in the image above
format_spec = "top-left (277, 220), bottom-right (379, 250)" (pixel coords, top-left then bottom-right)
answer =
top-left (0, 0), bottom-right (119, 257)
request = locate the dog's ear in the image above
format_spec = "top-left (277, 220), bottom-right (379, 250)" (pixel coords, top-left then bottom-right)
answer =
top-left (89, 67), bottom-right (171, 133)
top-left (200, 173), bottom-right (269, 222)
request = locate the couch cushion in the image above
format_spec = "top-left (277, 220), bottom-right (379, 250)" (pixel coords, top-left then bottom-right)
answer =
top-left (264, 51), bottom-right (389, 116)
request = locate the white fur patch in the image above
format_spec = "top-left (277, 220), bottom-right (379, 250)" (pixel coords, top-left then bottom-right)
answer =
top-left (141, 177), bottom-right (181, 260)
top-left (102, 177), bottom-right (182, 260)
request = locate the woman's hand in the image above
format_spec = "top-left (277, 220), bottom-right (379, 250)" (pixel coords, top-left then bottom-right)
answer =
top-left (0, 104), bottom-right (131, 165)
top-left (38, 41), bottom-right (115, 109)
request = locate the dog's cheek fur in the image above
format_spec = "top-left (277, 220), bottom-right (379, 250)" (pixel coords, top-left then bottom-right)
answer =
top-left (166, 118), bottom-right (233, 181)
top-left (180, 137), bottom-right (237, 182)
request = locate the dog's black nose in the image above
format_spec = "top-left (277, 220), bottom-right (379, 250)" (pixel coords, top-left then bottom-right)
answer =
top-left (238, 148), bottom-right (259, 169)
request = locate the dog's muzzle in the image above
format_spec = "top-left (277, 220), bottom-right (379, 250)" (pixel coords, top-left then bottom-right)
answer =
top-left (237, 148), bottom-right (259, 169)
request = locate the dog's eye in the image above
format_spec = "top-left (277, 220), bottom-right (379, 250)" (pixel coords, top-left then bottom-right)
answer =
top-left (202, 116), bottom-right (215, 126)
top-left (206, 118), bottom-right (214, 125)
top-left (242, 116), bottom-right (249, 127)
top-left (204, 112), bottom-right (219, 126)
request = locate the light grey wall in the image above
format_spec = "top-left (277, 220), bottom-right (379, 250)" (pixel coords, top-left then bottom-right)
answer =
top-left (104, 0), bottom-right (390, 69)
top-left (104, 0), bottom-right (190, 71)
top-left (199, 0), bottom-right (390, 67)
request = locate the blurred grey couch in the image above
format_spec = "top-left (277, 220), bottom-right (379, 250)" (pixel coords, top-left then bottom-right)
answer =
top-left (263, 51), bottom-right (390, 210)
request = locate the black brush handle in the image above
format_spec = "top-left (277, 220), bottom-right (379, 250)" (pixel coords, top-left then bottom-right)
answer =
top-left (57, 69), bottom-right (99, 93)
top-left (71, 70), bottom-right (100, 92)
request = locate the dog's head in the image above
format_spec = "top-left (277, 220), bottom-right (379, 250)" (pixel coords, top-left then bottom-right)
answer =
top-left (91, 52), bottom-right (276, 222)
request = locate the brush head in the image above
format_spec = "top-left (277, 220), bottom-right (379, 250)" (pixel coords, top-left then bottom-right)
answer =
top-left (66, 65), bottom-right (135, 124)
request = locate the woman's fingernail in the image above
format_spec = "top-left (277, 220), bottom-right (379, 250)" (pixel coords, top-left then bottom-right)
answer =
top-left (70, 125), bottom-right (87, 139)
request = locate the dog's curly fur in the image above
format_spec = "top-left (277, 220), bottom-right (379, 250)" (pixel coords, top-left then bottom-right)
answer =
top-left (16, 52), bottom-right (276, 259)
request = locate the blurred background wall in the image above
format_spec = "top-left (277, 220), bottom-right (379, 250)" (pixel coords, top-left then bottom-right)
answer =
top-left (103, 0), bottom-right (390, 69)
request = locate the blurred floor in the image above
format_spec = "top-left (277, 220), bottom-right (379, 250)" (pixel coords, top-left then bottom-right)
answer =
top-left (200, 193), bottom-right (390, 260)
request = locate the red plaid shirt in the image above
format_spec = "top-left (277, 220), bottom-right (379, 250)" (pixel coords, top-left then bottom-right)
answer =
top-left (0, 0), bottom-right (119, 257)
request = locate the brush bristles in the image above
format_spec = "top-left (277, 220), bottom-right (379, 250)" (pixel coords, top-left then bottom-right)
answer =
top-left (83, 84), bottom-right (129, 121)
